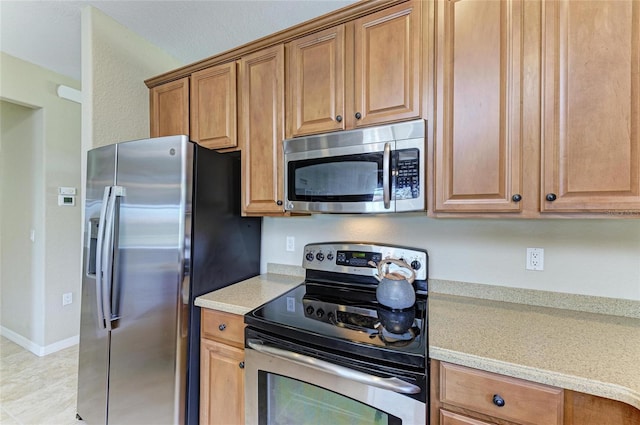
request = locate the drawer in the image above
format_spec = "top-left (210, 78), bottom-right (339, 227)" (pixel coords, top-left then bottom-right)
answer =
top-left (201, 309), bottom-right (244, 348)
top-left (440, 409), bottom-right (492, 425)
top-left (440, 362), bottom-right (563, 425)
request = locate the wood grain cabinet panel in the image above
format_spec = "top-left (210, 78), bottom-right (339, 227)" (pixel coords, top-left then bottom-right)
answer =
top-left (431, 360), bottom-right (640, 425)
top-left (201, 308), bottom-right (244, 348)
top-left (287, 25), bottom-right (345, 137)
top-left (439, 362), bottom-right (564, 425)
top-left (200, 336), bottom-right (245, 425)
top-left (150, 77), bottom-right (189, 138)
top-left (564, 390), bottom-right (640, 425)
top-left (239, 44), bottom-right (285, 216)
top-left (433, 0), bottom-right (523, 212)
top-left (541, 0), bottom-right (640, 212)
top-left (440, 410), bottom-right (492, 425)
top-left (286, 1), bottom-right (421, 138)
top-left (190, 62), bottom-right (237, 150)
top-left (353, 0), bottom-right (421, 128)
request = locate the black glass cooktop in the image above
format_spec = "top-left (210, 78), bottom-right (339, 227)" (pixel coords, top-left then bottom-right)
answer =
top-left (244, 281), bottom-right (427, 369)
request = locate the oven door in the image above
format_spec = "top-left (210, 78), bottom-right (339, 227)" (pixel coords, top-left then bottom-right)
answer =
top-left (244, 337), bottom-right (427, 425)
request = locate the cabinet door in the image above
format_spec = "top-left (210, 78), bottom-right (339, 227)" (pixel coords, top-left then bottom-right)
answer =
top-left (542, 0), bottom-right (640, 212)
top-left (200, 338), bottom-right (244, 425)
top-left (353, 1), bottom-right (421, 127)
top-left (150, 77), bottom-right (189, 138)
top-left (239, 44), bottom-right (285, 215)
top-left (433, 0), bottom-right (523, 212)
top-left (287, 25), bottom-right (345, 138)
top-left (191, 62), bottom-right (237, 150)
top-left (440, 410), bottom-right (492, 425)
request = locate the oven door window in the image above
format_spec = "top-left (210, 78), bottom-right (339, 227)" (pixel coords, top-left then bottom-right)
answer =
top-left (287, 153), bottom-right (384, 202)
top-left (259, 372), bottom-right (401, 425)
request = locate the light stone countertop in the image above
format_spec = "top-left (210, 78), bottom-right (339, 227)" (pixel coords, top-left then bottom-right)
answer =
top-left (429, 293), bottom-right (640, 410)
top-left (194, 273), bottom-right (303, 315)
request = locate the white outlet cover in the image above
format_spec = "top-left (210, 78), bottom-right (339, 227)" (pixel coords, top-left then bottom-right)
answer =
top-left (526, 248), bottom-right (544, 271)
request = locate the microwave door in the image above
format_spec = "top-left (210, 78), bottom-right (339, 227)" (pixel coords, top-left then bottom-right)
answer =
top-left (286, 142), bottom-right (393, 213)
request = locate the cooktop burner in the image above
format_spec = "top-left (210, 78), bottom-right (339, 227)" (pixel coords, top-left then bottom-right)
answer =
top-left (245, 242), bottom-right (429, 369)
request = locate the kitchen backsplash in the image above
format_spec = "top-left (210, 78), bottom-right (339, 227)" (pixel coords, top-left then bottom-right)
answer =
top-left (261, 214), bottom-right (640, 301)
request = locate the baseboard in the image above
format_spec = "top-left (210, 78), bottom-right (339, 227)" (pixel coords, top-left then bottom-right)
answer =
top-left (0, 326), bottom-right (78, 356)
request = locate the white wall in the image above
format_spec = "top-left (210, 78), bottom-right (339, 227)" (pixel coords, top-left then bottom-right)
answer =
top-left (262, 215), bottom-right (640, 301)
top-left (0, 53), bottom-right (81, 353)
top-left (81, 6), bottom-right (184, 150)
top-left (0, 101), bottom-right (43, 345)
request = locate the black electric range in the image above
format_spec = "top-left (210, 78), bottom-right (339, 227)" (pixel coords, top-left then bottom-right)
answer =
top-left (244, 242), bottom-right (428, 371)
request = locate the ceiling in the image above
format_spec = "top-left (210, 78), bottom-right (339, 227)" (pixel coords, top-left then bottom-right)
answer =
top-left (0, 0), bottom-right (357, 81)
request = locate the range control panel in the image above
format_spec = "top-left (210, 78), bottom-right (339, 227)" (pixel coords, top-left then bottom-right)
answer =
top-left (302, 242), bottom-right (428, 282)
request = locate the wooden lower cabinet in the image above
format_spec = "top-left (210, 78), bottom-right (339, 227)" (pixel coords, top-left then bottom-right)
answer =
top-left (431, 360), bottom-right (640, 425)
top-left (200, 309), bottom-right (245, 425)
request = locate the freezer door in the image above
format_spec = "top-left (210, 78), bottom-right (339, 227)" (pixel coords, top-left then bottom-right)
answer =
top-left (107, 136), bottom-right (192, 425)
top-left (77, 144), bottom-right (116, 424)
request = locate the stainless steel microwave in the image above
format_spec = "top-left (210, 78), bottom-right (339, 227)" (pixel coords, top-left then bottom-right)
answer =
top-left (283, 119), bottom-right (426, 214)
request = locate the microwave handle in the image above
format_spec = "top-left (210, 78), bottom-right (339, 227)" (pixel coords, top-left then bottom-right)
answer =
top-left (247, 339), bottom-right (421, 394)
top-left (383, 142), bottom-right (391, 209)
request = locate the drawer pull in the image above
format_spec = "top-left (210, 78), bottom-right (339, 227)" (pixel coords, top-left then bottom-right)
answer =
top-left (492, 394), bottom-right (505, 407)
top-left (218, 323), bottom-right (226, 331)
top-left (239, 361), bottom-right (245, 369)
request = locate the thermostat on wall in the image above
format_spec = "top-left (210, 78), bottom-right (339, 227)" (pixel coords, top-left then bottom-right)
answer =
top-left (58, 187), bottom-right (76, 206)
top-left (58, 195), bottom-right (75, 206)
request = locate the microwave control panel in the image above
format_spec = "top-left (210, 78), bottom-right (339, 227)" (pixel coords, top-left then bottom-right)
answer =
top-left (394, 149), bottom-right (420, 200)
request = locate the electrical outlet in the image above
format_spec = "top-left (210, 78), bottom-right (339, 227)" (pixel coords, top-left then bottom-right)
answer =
top-left (286, 236), bottom-right (295, 252)
top-left (62, 292), bottom-right (73, 306)
top-left (526, 248), bottom-right (544, 271)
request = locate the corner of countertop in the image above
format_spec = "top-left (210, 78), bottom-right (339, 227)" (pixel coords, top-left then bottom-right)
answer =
top-left (194, 264), bottom-right (304, 315)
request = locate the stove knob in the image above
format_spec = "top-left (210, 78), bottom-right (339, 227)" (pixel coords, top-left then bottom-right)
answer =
top-left (305, 305), bottom-right (314, 316)
top-left (316, 252), bottom-right (325, 261)
top-left (327, 312), bottom-right (335, 322)
top-left (327, 252), bottom-right (334, 261)
top-left (316, 309), bottom-right (325, 319)
top-left (305, 251), bottom-right (314, 262)
top-left (411, 260), bottom-right (422, 271)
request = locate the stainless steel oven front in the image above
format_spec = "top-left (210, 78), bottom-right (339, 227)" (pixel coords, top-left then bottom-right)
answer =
top-left (244, 330), bottom-right (426, 425)
top-left (283, 120), bottom-right (426, 214)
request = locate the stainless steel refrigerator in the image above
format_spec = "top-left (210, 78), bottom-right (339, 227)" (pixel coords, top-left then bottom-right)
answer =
top-left (77, 136), bottom-right (261, 425)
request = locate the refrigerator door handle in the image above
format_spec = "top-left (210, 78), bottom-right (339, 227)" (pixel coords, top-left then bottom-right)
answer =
top-left (101, 185), bottom-right (125, 331)
top-left (94, 187), bottom-right (111, 329)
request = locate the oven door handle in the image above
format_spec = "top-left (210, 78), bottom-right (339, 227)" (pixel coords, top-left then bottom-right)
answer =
top-left (247, 339), bottom-right (421, 394)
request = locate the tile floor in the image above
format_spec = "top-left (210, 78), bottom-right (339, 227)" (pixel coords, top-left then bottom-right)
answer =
top-left (0, 337), bottom-right (80, 425)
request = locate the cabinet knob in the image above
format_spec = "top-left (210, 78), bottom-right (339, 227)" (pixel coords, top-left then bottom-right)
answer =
top-left (492, 394), bottom-right (505, 407)
top-left (276, 200), bottom-right (283, 206)
top-left (511, 194), bottom-right (522, 202)
top-left (218, 323), bottom-right (226, 331)
top-left (336, 115), bottom-right (343, 123)
top-left (546, 193), bottom-right (557, 202)
top-left (355, 112), bottom-right (362, 120)
top-left (239, 361), bottom-right (245, 369)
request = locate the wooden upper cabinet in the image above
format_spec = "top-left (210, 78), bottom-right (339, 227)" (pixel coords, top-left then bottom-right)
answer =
top-left (433, 0), bottom-right (524, 212)
top-left (286, 25), bottom-right (345, 138)
top-left (541, 0), bottom-right (640, 212)
top-left (239, 44), bottom-right (286, 216)
top-left (190, 62), bottom-right (237, 150)
top-left (150, 77), bottom-right (189, 138)
top-left (353, 0), bottom-right (421, 128)
top-left (285, 0), bottom-right (421, 138)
